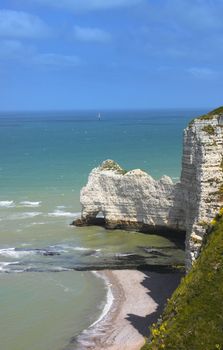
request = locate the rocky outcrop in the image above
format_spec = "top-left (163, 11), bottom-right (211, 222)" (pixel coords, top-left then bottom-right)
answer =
top-left (74, 108), bottom-right (223, 270)
top-left (75, 160), bottom-right (185, 233)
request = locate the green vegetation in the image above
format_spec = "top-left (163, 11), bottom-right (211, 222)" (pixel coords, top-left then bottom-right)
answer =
top-left (142, 208), bottom-right (223, 350)
top-left (199, 106), bottom-right (223, 120)
top-left (188, 118), bottom-right (196, 127)
top-left (189, 106), bottom-right (223, 127)
top-left (99, 159), bottom-right (127, 174)
top-left (202, 125), bottom-right (215, 135)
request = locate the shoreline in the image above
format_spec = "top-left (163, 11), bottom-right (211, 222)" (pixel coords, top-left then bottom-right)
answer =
top-left (74, 269), bottom-right (183, 350)
top-left (90, 271), bottom-right (115, 329)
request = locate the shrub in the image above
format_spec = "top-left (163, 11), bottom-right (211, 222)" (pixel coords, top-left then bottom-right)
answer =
top-left (202, 125), bottom-right (215, 135)
top-left (99, 159), bottom-right (127, 174)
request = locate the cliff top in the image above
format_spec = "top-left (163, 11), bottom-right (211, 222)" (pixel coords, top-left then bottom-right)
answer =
top-left (97, 159), bottom-right (173, 181)
top-left (198, 106), bottom-right (223, 120)
top-left (98, 159), bottom-right (150, 177)
top-left (99, 159), bottom-right (127, 174)
top-left (189, 106), bottom-right (223, 126)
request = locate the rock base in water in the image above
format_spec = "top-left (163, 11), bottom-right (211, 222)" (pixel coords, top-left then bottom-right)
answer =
top-left (72, 217), bottom-right (185, 238)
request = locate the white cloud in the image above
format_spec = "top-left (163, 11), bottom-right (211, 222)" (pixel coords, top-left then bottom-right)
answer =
top-left (73, 26), bottom-right (111, 43)
top-left (28, 0), bottom-right (143, 11)
top-left (32, 53), bottom-right (80, 68)
top-left (0, 9), bottom-right (50, 38)
top-left (0, 39), bottom-right (34, 60)
top-left (0, 40), bottom-right (80, 69)
top-left (187, 67), bottom-right (217, 79)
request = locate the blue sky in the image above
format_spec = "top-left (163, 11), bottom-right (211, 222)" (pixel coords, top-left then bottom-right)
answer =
top-left (0, 0), bottom-right (223, 110)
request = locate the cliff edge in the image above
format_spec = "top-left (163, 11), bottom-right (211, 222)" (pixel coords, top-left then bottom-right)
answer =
top-left (74, 108), bottom-right (223, 269)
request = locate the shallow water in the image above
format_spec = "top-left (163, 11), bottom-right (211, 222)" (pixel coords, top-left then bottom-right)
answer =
top-left (0, 109), bottom-right (204, 350)
top-left (0, 205), bottom-right (185, 350)
top-left (0, 271), bottom-right (106, 350)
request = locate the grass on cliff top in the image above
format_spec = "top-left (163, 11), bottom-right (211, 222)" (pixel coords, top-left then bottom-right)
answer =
top-left (99, 159), bottom-right (127, 174)
top-left (142, 209), bottom-right (223, 350)
top-left (199, 106), bottom-right (223, 120)
top-left (189, 106), bottom-right (223, 126)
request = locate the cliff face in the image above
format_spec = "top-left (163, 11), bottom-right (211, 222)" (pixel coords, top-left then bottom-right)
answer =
top-left (75, 109), bottom-right (223, 269)
top-left (181, 112), bottom-right (223, 268)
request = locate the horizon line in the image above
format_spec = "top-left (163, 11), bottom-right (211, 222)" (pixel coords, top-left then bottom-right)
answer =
top-left (0, 106), bottom-right (213, 114)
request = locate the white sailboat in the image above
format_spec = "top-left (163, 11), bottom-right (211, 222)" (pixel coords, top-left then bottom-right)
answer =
top-left (97, 112), bottom-right (101, 121)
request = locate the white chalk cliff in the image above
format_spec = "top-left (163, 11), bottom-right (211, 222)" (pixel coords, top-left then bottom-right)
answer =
top-left (181, 111), bottom-right (223, 268)
top-left (75, 108), bottom-right (223, 269)
top-left (78, 161), bottom-right (184, 231)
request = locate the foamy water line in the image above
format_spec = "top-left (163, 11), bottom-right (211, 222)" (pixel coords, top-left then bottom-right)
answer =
top-left (0, 201), bottom-right (15, 208)
top-left (19, 201), bottom-right (42, 208)
top-left (90, 271), bottom-right (114, 328)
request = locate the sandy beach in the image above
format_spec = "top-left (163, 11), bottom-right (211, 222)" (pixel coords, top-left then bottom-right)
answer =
top-left (74, 269), bottom-right (182, 350)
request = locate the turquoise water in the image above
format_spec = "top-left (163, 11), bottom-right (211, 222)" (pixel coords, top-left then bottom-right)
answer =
top-left (0, 109), bottom-right (204, 350)
top-left (0, 109), bottom-right (201, 195)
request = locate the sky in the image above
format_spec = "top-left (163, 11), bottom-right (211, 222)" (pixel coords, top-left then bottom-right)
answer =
top-left (0, 0), bottom-right (223, 110)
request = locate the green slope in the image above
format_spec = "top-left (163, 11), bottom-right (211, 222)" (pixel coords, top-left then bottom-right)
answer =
top-left (142, 209), bottom-right (223, 350)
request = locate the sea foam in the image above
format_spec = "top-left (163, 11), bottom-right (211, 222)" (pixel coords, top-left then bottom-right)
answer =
top-left (90, 272), bottom-right (114, 328)
top-left (9, 212), bottom-right (42, 220)
top-left (0, 262), bottom-right (19, 272)
top-left (75, 271), bottom-right (114, 348)
top-left (0, 200), bottom-right (15, 208)
top-left (0, 248), bottom-right (34, 258)
top-left (73, 246), bottom-right (92, 251)
top-left (115, 252), bottom-right (135, 257)
top-left (19, 201), bottom-right (42, 208)
top-left (48, 210), bottom-right (80, 218)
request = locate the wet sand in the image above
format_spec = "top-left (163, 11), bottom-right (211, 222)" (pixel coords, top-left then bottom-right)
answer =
top-left (75, 269), bottom-right (182, 350)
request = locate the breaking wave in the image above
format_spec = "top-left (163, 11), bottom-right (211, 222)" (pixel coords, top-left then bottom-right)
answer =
top-left (0, 200), bottom-right (15, 208)
top-left (0, 248), bottom-right (35, 258)
top-left (9, 212), bottom-right (43, 220)
top-left (48, 210), bottom-right (81, 218)
top-left (19, 201), bottom-right (42, 208)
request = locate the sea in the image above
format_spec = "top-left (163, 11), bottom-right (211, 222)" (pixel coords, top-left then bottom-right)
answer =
top-left (0, 109), bottom-right (205, 350)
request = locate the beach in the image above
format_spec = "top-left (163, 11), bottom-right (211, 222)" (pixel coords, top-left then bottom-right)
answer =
top-left (75, 270), bottom-right (182, 350)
